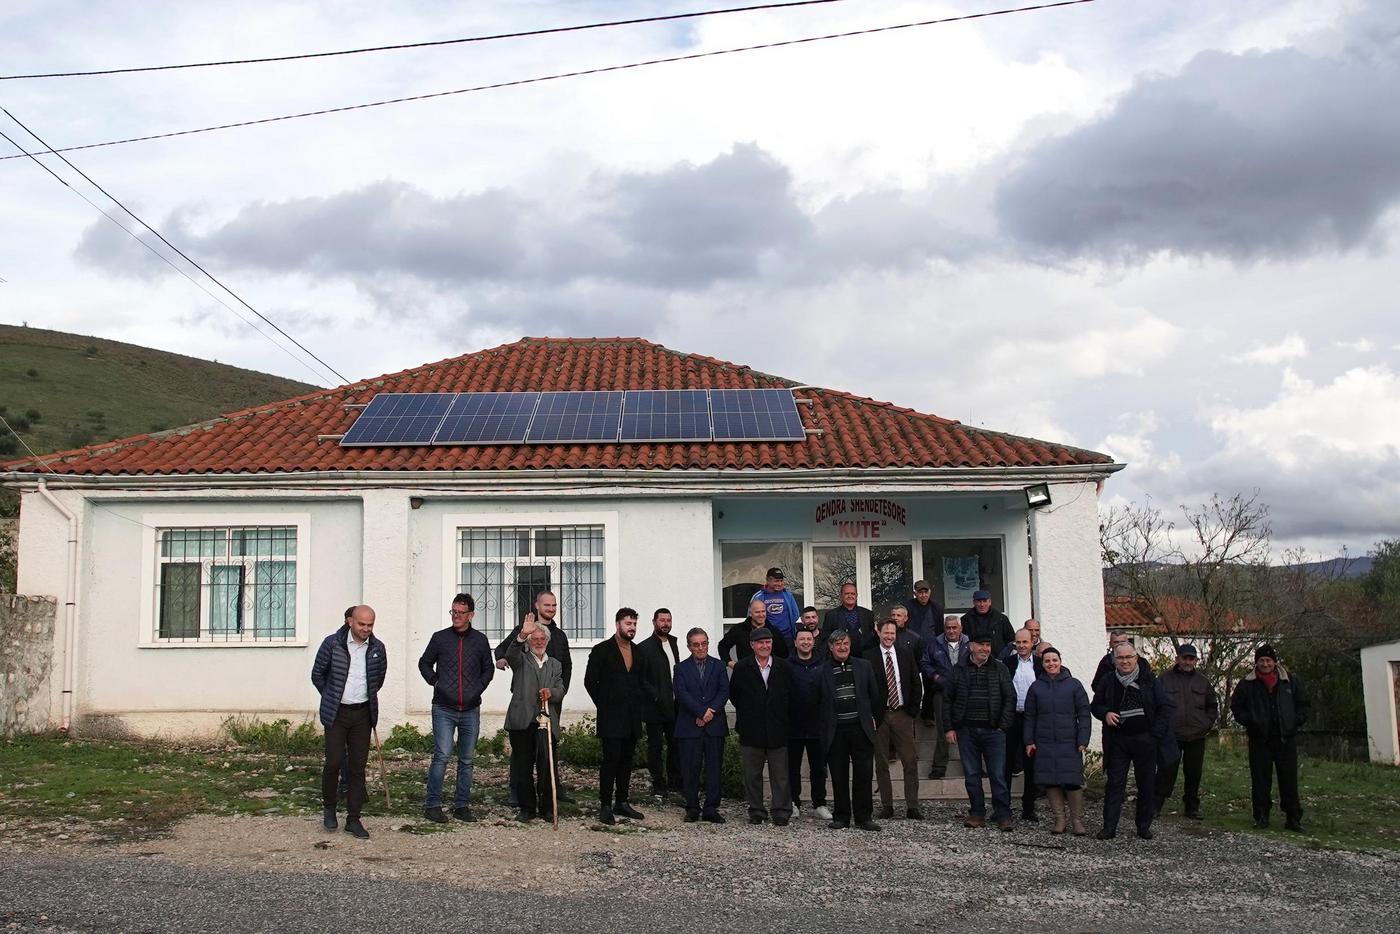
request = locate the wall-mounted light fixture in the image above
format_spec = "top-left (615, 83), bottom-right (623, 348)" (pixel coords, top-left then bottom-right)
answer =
top-left (1025, 484), bottom-right (1052, 510)
top-left (409, 496), bottom-right (425, 510)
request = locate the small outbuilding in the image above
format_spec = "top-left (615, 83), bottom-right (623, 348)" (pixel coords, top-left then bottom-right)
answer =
top-left (1361, 638), bottom-right (1400, 765)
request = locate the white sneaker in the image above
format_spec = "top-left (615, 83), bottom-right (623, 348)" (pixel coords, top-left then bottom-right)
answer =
top-left (814, 805), bottom-right (833, 820)
top-left (792, 805), bottom-right (801, 819)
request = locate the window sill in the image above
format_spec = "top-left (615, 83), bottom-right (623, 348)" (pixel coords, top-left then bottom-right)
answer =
top-left (140, 639), bottom-right (309, 649)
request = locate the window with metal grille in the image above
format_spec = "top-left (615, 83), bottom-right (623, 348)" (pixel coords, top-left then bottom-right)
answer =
top-left (155, 527), bottom-right (298, 642)
top-left (456, 525), bottom-right (605, 640)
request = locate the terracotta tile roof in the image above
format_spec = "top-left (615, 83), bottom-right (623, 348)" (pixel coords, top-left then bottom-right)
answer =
top-left (4, 337), bottom-right (1114, 477)
top-left (1104, 596), bottom-right (1263, 635)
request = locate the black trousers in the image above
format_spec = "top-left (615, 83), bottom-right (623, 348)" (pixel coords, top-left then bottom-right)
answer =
top-left (599, 736), bottom-right (637, 806)
top-left (1005, 711), bottom-right (1037, 811)
top-left (1102, 729), bottom-right (1156, 834)
top-left (322, 703), bottom-right (370, 818)
top-left (1248, 735), bottom-right (1302, 821)
top-left (1155, 736), bottom-right (1207, 812)
top-left (678, 734), bottom-right (725, 815)
top-left (827, 722), bottom-right (874, 825)
top-left (788, 735), bottom-right (827, 808)
top-left (646, 718), bottom-right (682, 794)
top-left (509, 725), bottom-right (556, 817)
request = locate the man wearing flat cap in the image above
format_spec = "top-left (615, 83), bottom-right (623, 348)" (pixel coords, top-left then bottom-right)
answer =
top-left (728, 626), bottom-right (795, 825)
top-left (1231, 644), bottom-right (1310, 831)
top-left (1155, 643), bottom-right (1218, 819)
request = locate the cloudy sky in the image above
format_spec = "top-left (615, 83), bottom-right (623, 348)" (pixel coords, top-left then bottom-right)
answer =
top-left (1, 0), bottom-right (1396, 555)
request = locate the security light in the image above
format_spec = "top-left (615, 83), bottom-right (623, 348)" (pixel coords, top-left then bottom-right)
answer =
top-left (1025, 484), bottom-right (1052, 509)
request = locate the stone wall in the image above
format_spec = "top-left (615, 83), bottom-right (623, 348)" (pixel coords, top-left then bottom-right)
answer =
top-left (1, 594), bottom-right (56, 735)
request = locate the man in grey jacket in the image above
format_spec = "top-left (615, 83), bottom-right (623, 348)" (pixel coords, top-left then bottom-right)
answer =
top-left (504, 623), bottom-right (564, 822)
top-left (1155, 644), bottom-right (1217, 820)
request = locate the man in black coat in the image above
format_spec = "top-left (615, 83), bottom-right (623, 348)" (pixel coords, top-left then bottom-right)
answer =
top-left (637, 607), bottom-right (683, 798)
top-left (1230, 643), bottom-right (1310, 831)
top-left (944, 633), bottom-right (1016, 830)
top-left (1156, 643), bottom-right (1218, 820)
top-left (818, 629), bottom-right (884, 831)
top-left (903, 579), bottom-right (944, 642)
top-left (821, 581), bottom-right (875, 657)
top-left (717, 598), bottom-right (790, 667)
top-left (865, 618), bottom-right (924, 820)
top-left (728, 627), bottom-right (795, 826)
top-left (584, 607), bottom-right (655, 825)
top-left (961, 590), bottom-right (1015, 657)
top-left (1092, 641), bottom-right (1175, 840)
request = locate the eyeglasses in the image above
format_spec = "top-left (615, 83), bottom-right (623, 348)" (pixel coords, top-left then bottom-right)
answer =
top-left (449, 609), bottom-right (471, 616)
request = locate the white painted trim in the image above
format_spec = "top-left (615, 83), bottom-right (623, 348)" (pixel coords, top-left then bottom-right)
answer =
top-left (137, 512), bottom-right (311, 648)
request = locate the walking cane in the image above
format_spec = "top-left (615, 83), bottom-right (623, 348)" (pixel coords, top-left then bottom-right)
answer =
top-left (539, 695), bottom-right (559, 831)
top-left (372, 725), bottom-right (391, 809)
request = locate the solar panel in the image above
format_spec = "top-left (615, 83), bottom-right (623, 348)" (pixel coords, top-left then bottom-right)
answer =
top-left (339, 392), bottom-right (456, 446)
top-left (526, 391), bottom-right (624, 443)
top-left (710, 388), bottom-right (806, 442)
top-left (432, 392), bottom-right (539, 445)
top-left (620, 390), bottom-right (711, 442)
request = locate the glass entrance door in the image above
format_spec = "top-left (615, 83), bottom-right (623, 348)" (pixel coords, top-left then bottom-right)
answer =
top-left (812, 545), bottom-right (857, 612)
top-left (809, 543), bottom-right (913, 618)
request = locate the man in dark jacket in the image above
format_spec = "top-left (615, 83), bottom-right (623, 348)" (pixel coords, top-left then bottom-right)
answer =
top-left (818, 630), bottom-right (884, 831)
top-left (674, 627), bottom-right (730, 823)
top-left (729, 627), bottom-right (795, 825)
top-left (1155, 643), bottom-right (1218, 820)
top-left (718, 598), bottom-right (790, 666)
top-left (1002, 627), bottom-right (1044, 821)
top-left (821, 582), bottom-right (875, 657)
top-left (637, 608), bottom-right (683, 799)
top-left (961, 590), bottom-right (1015, 657)
top-left (1092, 642), bottom-right (1175, 840)
top-left (903, 580), bottom-right (943, 642)
top-left (788, 627), bottom-right (830, 820)
top-left (866, 618), bottom-right (924, 820)
top-left (920, 614), bottom-right (968, 779)
top-left (311, 605), bottom-right (387, 840)
top-left (417, 593), bottom-right (495, 823)
top-left (944, 633), bottom-right (1016, 830)
top-left (1230, 643), bottom-right (1310, 831)
top-left (584, 607), bottom-right (655, 825)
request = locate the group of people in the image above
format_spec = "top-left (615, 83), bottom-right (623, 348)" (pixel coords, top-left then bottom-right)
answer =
top-left (309, 571), bottom-right (1311, 841)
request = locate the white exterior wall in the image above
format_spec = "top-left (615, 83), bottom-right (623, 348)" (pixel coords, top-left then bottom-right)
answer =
top-left (1361, 640), bottom-right (1400, 765)
top-left (1029, 480), bottom-right (1109, 748)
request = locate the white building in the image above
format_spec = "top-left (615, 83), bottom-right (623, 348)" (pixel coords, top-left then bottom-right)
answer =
top-left (1361, 639), bottom-right (1400, 765)
top-left (4, 337), bottom-right (1120, 737)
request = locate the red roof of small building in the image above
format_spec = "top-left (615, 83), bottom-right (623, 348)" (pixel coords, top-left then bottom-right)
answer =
top-left (1104, 596), bottom-right (1263, 635)
top-left (4, 337), bottom-right (1114, 477)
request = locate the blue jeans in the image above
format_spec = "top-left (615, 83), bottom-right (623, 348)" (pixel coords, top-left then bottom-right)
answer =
top-left (957, 726), bottom-right (1011, 820)
top-left (425, 705), bottom-right (480, 809)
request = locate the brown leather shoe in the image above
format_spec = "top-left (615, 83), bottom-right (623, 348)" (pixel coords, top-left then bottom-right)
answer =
top-left (963, 814), bottom-right (986, 828)
top-left (995, 816), bottom-right (1014, 832)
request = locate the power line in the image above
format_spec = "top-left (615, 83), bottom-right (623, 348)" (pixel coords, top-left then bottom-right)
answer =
top-left (0, 1), bottom-right (1094, 162)
top-left (0, 0), bottom-right (854, 80)
top-left (0, 127), bottom-right (335, 386)
top-left (1, 108), bottom-right (349, 386)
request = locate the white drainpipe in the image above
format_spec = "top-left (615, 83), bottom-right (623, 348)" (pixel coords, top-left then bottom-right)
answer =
top-left (35, 481), bottom-right (79, 732)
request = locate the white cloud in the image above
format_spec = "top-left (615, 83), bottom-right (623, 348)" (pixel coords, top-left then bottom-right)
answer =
top-left (1229, 333), bottom-right (1307, 364)
top-left (1335, 338), bottom-right (1375, 353)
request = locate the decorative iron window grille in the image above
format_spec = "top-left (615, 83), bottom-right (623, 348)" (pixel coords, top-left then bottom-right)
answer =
top-left (155, 527), bottom-right (297, 642)
top-left (456, 525), bottom-right (605, 640)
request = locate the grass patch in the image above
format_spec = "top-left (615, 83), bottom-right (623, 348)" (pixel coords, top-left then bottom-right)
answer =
top-left (222, 716), bottom-right (321, 755)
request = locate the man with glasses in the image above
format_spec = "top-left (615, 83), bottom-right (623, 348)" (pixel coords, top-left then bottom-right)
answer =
top-left (674, 627), bottom-right (729, 823)
top-left (1092, 642), bottom-right (1174, 840)
top-left (418, 593), bottom-right (495, 823)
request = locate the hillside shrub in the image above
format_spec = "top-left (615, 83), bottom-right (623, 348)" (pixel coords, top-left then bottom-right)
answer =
top-left (221, 716), bottom-right (321, 755)
top-left (24, 409), bottom-right (39, 421)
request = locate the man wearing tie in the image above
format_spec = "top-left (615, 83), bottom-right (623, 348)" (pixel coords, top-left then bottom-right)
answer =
top-left (673, 627), bottom-right (730, 823)
top-left (637, 608), bottom-right (683, 800)
top-left (866, 618), bottom-right (924, 820)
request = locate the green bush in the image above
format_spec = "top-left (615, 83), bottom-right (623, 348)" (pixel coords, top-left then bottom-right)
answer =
top-left (382, 722), bottom-right (434, 755)
top-left (558, 716), bottom-right (602, 768)
top-left (221, 716), bottom-right (321, 755)
top-left (477, 728), bottom-right (509, 758)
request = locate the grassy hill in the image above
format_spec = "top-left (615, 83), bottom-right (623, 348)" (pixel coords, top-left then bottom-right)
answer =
top-left (0, 324), bottom-right (321, 460)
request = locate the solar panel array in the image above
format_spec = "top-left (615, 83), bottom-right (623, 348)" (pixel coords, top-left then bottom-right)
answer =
top-left (339, 389), bottom-right (806, 446)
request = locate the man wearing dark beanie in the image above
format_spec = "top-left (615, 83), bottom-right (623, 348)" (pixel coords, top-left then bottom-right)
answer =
top-left (1230, 644), bottom-right (1310, 831)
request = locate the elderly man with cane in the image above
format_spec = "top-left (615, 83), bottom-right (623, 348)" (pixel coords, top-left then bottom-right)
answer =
top-left (311, 605), bottom-right (387, 840)
top-left (506, 620), bottom-right (565, 824)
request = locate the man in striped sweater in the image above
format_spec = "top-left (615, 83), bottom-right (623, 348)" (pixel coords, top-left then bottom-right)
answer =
top-left (312, 605), bottom-right (388, 840)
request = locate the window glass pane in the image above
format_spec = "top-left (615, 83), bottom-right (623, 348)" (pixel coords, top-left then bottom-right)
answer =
top-left (160, 529), bottom-right (223, 559)
top-left (561, 559), bottom-right (605, 639)
top-left (811, 546), bottom-right (857, 612)
top-left (460, 560), bottom-right (506, 635)
top-left (536, 529), bottom-right (563, 557)
top-left (720, 542), bottom-right (804, 618)
top-left (158, 563), bottom-right (201, 639)
top-left (233, 528), bottom-right (296, 558)
top-left (515, 565), bottom-right (552, 625)
top-left (562, 526), bottom-right (604, 559)
top-left (209, 564), bottom-right (244, 634)
top-left (253, 560), bottom-right (296, 637)
top-left (870, 544), bottom-right (914, 619)
top-left (921, 538), bottom-right (1004, 614)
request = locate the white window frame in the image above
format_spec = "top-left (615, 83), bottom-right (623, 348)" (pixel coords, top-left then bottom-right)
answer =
top-left (138, 512), bottom-right (311, 648)
top-left (442, 510), bottom-right (620, 641)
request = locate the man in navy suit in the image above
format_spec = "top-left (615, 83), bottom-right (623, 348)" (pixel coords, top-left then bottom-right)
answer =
top-left (919, 614), bottom-right (968, 780)
top-left (674, 627), bottom-right (730, 823)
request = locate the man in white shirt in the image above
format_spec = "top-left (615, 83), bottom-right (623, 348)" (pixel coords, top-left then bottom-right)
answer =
top-left (1001, 627), bottom-right (1043, 821)
top-left (311, 605), bottom-right (387, 840)
top-left (864, 619), bottom-right (924, 820)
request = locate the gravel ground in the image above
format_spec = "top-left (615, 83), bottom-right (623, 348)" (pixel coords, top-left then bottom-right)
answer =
top-left (2, 799), bottom-right (1397, 933)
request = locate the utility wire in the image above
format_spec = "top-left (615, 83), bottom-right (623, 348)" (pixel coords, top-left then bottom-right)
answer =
top-left (0, 0), bottom-right (854, 80)
top-left (1, 108), bottom-right (349, 385)
top-left (0, 127), bottom-right (334, 387)
top-left (0, 1), bottom-right (1094, 162)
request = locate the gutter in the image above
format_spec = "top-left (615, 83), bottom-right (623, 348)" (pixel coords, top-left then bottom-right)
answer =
top-left (35, 481), bottom-right (79, 732)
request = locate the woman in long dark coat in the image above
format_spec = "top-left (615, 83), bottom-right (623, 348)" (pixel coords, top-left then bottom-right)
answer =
top-left (1024, 647), bottom-right (1091, 835)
